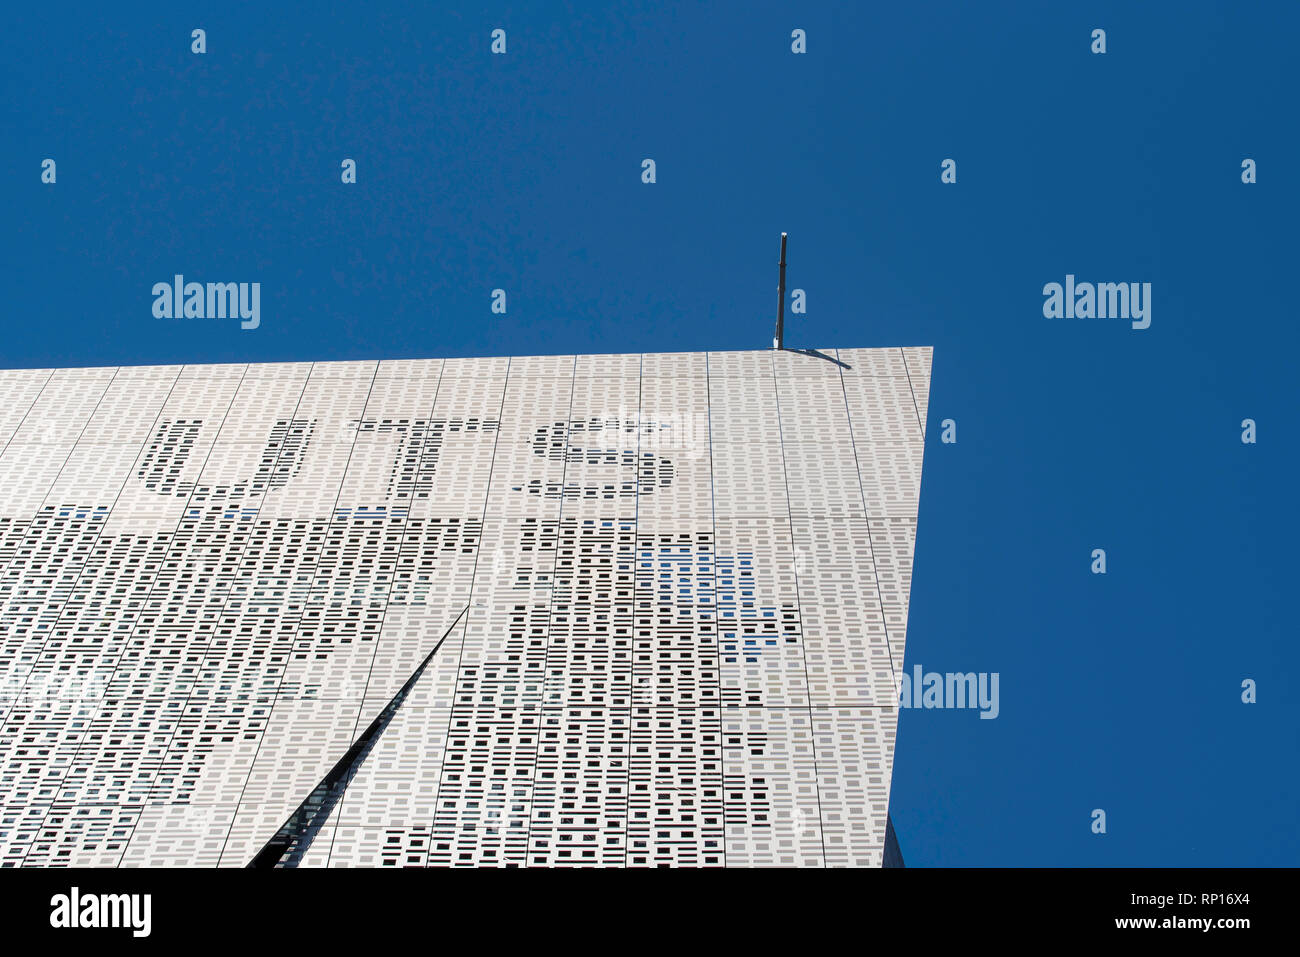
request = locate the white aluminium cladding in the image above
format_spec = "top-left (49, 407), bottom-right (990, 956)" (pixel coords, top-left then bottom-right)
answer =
top-left (0, 346), bottom-right (931, 867)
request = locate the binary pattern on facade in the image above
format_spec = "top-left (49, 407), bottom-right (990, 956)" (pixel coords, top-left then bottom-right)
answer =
top-left (0, 347), bottom-right (931, 867)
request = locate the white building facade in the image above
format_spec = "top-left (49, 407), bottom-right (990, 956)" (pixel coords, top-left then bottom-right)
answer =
top-left (0, 347), bottom-right (931, 867)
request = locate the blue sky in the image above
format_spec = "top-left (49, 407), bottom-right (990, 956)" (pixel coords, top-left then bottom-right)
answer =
top-left (3, 1), bottom-right (1296, 865)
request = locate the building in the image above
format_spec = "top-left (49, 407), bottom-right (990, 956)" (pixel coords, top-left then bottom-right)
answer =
top-left (0, 346), bottom-right (931, 867)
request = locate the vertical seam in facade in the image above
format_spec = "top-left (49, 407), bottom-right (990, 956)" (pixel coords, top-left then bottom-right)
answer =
top-left (899, 347), bottom-right (924, 438)
top-left (703, 353), bottom-right (725, 868)
top-left (768, 353), bottom-right (828, 867)
top-left (324, 358), bottom-right (447, 865)
top-left (213, 361), bottom-right (354, 865)
top-left (836, 349), bottom-right (899, 685)
top-left (619, 354), bottom-right (643, 865)
top-left (517, 355), bottom-right (577, 864)
top-left (425, 356), bottom-right (514, 866)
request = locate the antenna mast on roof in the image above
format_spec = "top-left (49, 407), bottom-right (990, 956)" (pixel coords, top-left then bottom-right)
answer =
top-left (773, 232), bottom-right (788, 350)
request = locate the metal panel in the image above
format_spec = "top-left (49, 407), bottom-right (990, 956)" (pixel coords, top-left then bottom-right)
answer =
top-left (0, 347), bottom-right (931, 867)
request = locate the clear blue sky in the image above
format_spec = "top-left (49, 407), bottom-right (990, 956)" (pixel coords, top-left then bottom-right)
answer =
top-left (3, 1), bottom-right (1295, 865)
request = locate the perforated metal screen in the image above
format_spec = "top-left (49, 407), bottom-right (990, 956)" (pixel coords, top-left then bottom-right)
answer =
top-left (0, 346), bottom-right (931, 867)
